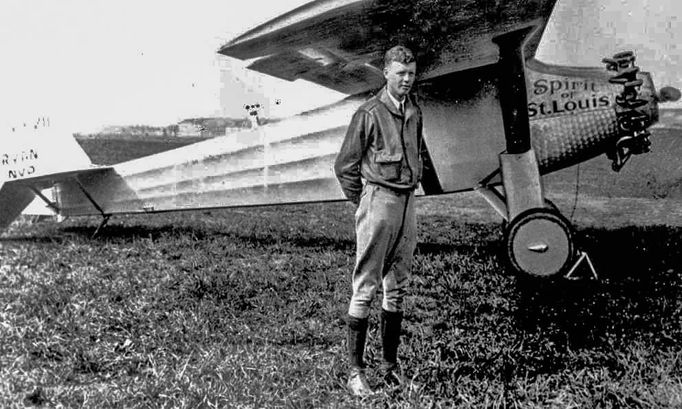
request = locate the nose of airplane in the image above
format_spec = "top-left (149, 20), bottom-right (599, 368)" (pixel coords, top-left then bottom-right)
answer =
top-left (657, 86), bottom-right (681, 103)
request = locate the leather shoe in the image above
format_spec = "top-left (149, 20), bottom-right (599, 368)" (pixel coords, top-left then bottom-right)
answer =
top-left (347, 367), bottom-right (374, 397)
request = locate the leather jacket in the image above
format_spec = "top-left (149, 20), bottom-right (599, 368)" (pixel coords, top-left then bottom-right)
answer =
top-left (334, 86), bottom-right (423, 204)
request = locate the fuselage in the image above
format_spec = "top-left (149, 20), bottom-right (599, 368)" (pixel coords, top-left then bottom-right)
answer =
top-left (46, 57), bottom-right (659, 218)
top-left (419, 58), bottom-right (657, 193)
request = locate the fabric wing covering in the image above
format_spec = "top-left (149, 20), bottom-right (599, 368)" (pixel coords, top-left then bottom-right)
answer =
top-left (218, 0), bottom-right (558, 95)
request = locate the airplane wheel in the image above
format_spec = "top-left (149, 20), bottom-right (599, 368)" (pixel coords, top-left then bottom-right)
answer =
top-left (504, 208), bottom-right (575, 278)
top-left (501, 199), bottom-right (558, 229)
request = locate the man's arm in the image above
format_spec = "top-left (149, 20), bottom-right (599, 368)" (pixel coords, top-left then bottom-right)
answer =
top-left (334, 110), bottom-right (370, 205)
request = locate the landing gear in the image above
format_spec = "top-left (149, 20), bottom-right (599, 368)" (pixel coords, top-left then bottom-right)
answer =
top-left (476, 185), bottom-right (582, 279)
top-left (491, 27), bottom-right (587, 280)
top-left (504, 208), bottom-right (574, 278)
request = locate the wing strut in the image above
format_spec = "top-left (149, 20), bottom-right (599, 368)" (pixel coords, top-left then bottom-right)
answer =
top-left (28, 186), bottom-right (60, 214)
top-left (493, 26), bottom-right (536, 155)
top-left (73, 176), bottom-right (111, 238)
top-left (492, 26), bottom-right (544, 219)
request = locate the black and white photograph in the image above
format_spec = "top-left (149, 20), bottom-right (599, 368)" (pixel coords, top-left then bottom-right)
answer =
top-left (1, 0), bottom-right (680, 407)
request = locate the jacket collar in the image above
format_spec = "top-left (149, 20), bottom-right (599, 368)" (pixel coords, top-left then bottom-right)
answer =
top-left (386, 88), bottom-right (404, 111)
top-left (378, 86), bottom-right (414, 118)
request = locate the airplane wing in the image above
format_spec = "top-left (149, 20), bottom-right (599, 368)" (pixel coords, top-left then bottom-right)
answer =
top-left (219, 0), bottom-right (558, 94)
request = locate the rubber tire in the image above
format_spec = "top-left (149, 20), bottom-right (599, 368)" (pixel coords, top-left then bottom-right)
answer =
top-left (504, 208), bottom-right (575, 278)
top-left (500, 199), bottom-right (559, 230)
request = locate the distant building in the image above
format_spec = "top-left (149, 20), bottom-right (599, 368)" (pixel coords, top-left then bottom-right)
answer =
top-left (101, 125), bottom-right (126, 134)
top-left (96, 125), bottom-right (165, 137)
top-left (224, 126), bottom-right (244, 134)
top-left (178, 120), bottom-right (204, 137)
top-left (177, 117), bottom-right (252, 137)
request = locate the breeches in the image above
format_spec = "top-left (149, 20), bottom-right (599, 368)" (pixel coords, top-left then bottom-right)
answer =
top-left (348, 183), bottom-right (417, 319)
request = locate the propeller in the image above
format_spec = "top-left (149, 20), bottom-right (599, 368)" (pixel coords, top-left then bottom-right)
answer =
top-left (603, 51), bottom-right (653, 171)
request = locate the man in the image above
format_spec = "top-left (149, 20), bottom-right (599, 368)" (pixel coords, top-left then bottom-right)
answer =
top-left (334, 45), bottom-right (423, 396)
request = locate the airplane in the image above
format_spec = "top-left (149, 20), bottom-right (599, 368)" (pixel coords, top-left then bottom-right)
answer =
top-left (1, 0), bottom-right (679, 279)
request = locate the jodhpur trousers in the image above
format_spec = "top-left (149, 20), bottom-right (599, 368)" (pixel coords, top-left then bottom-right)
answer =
top-left (348, 183), bottom-right (417, 319)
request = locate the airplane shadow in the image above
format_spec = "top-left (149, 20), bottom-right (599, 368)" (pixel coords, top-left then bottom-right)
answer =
top-left (52, 221), bottom-right (358, 252)
top-left (513, 224), bottom-right (682, 352)
top-left (416, 240), bottom-right (502, 259)
top-left (0, 222), bottom-right (186, 245)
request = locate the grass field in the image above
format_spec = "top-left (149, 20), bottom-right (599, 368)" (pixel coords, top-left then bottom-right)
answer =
top-left (1, 195), bottom-right (681, 408)
top-left (1, 128), bottom-right (681, 407)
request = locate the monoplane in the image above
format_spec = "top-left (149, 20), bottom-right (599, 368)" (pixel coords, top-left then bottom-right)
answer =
top-left (1, 0), bottom-right (679, 278)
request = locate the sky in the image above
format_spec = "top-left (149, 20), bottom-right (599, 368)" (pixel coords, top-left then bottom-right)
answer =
top-left (536, 0), bottom-right (681, 91)
top-left (0, 0), bottom-right (333, 133)
top-left (1, 0), bottom-right (680, 134)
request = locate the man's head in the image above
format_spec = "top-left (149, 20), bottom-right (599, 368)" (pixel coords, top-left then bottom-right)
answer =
top-left (383, 45), bottom-right (416, 100)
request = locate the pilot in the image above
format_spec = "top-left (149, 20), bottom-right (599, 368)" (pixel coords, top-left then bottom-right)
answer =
top-left (334, 45), bottom-right (423, 396)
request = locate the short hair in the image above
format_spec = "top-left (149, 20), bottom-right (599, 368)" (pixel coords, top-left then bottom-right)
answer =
top-left (383, 45), bottom-right (415, 69)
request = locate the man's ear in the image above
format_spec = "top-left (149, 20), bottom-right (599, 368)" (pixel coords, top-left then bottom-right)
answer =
top-left (383, 67), bottom-right (389, 79)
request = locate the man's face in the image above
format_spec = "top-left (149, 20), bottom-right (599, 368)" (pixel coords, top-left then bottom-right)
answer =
top-left (383, 60), bottom-right (416, 100)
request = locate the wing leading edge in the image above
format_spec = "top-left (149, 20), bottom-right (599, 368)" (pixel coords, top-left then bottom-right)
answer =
top-left (219, 0), bottom-right (558, 94)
